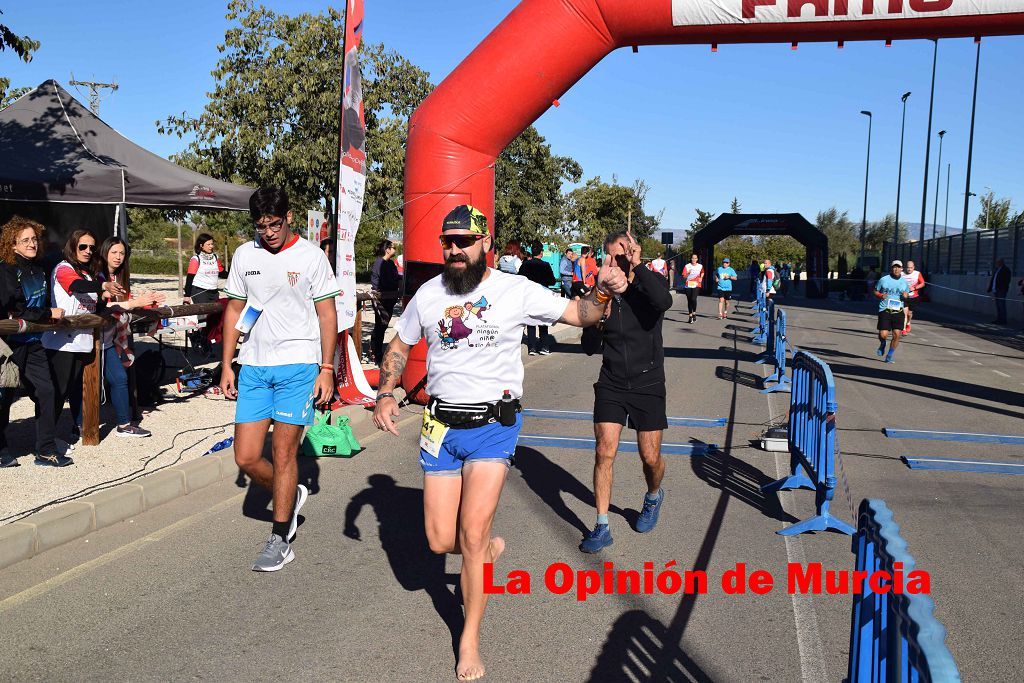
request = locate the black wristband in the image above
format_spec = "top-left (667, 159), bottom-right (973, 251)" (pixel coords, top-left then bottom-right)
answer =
top-left (376, 392), bottom-right (395, 401)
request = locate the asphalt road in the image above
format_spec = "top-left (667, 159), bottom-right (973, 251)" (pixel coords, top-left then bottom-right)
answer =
top-left (1, 290), bottom-right (1020, 682)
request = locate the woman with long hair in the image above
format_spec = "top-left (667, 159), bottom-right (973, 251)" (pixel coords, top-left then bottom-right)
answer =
top-left (184, 232), bottom-right (228, 356)
top-left (96, 236), bottom-right (164, 437)
top-left (682, 253), bottom-right (703, 324)
top-left (0, 216), bottom-right (71, 467)
top-left (370, 238), bottom-right (401, 365)
top-left (497, 239), bottom-right (524, 274)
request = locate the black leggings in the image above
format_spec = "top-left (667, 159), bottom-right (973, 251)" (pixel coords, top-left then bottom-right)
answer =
top-left (0, 341), bottom-right (58, 452)
top-left (371, 297), bottom-right (398, 364)
top-left (684, 287), bottom-right (699, 315)
top-left (46, 348), bottom-right (92, 429)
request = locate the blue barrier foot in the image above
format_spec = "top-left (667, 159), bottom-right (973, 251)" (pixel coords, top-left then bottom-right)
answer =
top-left (760, 383), bottom-right (792, 395)
top-left (761, 473), bottom-right (814, 493)
top-left (777, 513), bottom-right (855, 536)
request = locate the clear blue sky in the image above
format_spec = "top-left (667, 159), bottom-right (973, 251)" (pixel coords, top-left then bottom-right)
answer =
top-left (4, 1), bottom-right (1023, 235)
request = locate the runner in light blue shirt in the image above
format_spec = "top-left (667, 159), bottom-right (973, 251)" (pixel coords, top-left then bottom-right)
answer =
top-left (874, 261), bottom-right (910, 363)
top-left (715, 258), bottom-right (738, 319)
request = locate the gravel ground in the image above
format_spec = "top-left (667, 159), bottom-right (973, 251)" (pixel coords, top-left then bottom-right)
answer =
top-left (1, 275), bottom-right (385, 524)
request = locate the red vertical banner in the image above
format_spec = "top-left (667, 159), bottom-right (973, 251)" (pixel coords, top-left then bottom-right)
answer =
top-left (333, 0), bottom-right (376, 407)
top-left (335, 0), bottom-right (366, 332)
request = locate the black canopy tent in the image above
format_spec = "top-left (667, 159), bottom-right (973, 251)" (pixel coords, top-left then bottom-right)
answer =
top-left (689, 213), bottom-right (829, 299)
top-left (0, 80), bottom-right (253, 259)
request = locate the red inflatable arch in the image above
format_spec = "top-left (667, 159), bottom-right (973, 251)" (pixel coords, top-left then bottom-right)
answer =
top-left (401, 0), bottom-right (1024, 394)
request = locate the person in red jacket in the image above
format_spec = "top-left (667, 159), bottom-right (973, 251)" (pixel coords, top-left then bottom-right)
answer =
top-left (901, 259), bottom-right (925, 335)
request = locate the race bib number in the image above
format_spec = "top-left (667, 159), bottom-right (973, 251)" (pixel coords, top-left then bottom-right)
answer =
top-left (420, 409), bottom-right (449, 458)
top-left (886, 297), bottom-right (903, 310)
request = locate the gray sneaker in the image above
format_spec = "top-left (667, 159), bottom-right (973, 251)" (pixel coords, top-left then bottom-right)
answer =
top-left (251, 534), bottom-right (294, 572)
top-left (288, 484), bottom-right (309, 542)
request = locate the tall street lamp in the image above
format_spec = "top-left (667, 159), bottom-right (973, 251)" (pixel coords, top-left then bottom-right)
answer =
top-left (962, 39), bottom-right (981, 252)
top-left (944, 163), bottom-right (951, 236)
top-left (984, 186), bottom-right (993, 230)
top-left (894, 91), bottom-right (911, 248)
top-left (932, 129), bottom-right (946, 239)
top-left (860, 110), bottom-right (872, 262)
top-left (919, 39), bottom-right (938, 267)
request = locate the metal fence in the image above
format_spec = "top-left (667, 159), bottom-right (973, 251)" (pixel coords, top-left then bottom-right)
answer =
top-left (884, 225), bottom-right (1023, 275)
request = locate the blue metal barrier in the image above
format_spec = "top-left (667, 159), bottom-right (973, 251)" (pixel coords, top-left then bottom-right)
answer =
top-left (751, 284), bottom-right (765, 316)
top-left (755, 302), bottom-right (777, 364)
top-left (752, 297), bottom-right (772, 345)
top-left (761, 308), bottom-right (792, 394)
top-left (848, 499), bottom-right (960, 682)
top-left (761, 350), bottom-right (854, 536)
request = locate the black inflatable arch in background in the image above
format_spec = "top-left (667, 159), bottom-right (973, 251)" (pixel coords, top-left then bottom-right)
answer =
top-left (690, 213), bottom-right (828, 297)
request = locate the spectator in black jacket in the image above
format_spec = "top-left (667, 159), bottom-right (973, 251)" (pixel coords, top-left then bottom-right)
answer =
top-left (579, 229), bottom-right (673, 554)
top-left (517, 239), bottom-right (557, 355)
top-left (987, 259), bottom-right (1012, 325)
top-left (0, 216), bottom-right (71, 467)
top-left (370, 239), bottom-right (402, 365)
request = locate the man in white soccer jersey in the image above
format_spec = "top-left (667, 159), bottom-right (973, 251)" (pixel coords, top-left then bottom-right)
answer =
top-left (372, 205), bottom-right (627, 680)
top-left (220, 187), bottom-right (339, 572)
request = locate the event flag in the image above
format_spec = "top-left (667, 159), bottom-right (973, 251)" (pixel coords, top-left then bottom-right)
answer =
top-left (335, 0), bottom-right (366, 332)
top-left (333, 0), bottom-right (376, 408)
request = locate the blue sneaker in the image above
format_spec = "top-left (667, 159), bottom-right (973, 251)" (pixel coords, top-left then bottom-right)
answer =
top-left (876, 344), bottom-right (886, 357)
top-left (885, 352), bottom-right (895, 364)
top-left (636, 490), bottom-right (665, 533)
top-left (579, 524), bottom-right (613, 553)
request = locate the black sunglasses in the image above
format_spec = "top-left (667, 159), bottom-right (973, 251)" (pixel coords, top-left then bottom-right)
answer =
top-left (78, 243), bottom-right (96, 252)
top-left (439, 234), bottom-right (486, 250)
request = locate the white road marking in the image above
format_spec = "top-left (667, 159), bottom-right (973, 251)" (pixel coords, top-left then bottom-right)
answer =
top-left (762, 368), bottom-right (828, 683)
top-left (947, 350), bottom-right (961, 356)
top-left (970, 360), bottom-right (984, 366)
top-left (992, 370), bottom-right (1011, 378)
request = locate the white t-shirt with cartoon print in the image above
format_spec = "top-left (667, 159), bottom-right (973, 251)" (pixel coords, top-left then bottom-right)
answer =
top-left (396, 269), bottom-right (567, 403)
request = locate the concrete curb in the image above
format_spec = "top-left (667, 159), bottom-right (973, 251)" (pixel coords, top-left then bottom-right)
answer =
top-left (0, 323), bottom-right (582, 571)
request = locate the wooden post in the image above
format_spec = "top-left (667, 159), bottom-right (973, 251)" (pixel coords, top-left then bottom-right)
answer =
top-left (176, 221), bottom-right (184, 298)
top-left (82, 329), bottom-right (102, 446)
top-left (352, 301), bottom-right (363, 361)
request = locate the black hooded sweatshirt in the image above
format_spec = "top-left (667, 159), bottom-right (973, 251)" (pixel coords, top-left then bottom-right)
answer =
top-left (598, 265), bottom-right (672, 390)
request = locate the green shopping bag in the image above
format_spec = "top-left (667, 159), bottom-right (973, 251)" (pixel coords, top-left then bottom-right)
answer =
top-left (301, 410), bottom-right (361, 458)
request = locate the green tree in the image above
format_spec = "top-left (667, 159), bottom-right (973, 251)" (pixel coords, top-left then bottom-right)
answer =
top-left (564, 176), bottom-right (661, 248)
top-left (158, 0), bottom-right (433, 269)
top-left (0, 77), bottom-right (30, 108)
top-left (815, 207), bottom-right (857, 271)
top-left (865, 213), bottom-right (907, 254)
top-left (1, 9), bottom-right (39, 62)
top-left (494, 125), bottom-right (581, 248)
top-left (974, 194), bottom-right (1012, 230)
top-left (689, 208), bottom-right (715, 234)
top-left (730, 197), bottom-right (741, 214)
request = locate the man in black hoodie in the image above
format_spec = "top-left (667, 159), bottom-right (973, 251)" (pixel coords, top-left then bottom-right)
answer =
top-left (580, 230), bottom-right (673, 553)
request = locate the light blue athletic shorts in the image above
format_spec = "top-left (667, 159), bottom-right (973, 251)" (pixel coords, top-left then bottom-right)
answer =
top-left (420, 413), bottom-right (523, 476)
top-left (236, 364), bottom-right (319, 426)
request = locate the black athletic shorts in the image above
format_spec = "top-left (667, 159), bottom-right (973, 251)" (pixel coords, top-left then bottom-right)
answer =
top-left (877, 310), bottom-right (906, 331)
top-left (593, 382), bottom-right (668, 432)
top-left (905, 298), bottom-right (918, 311)
top-left (717, 289), bottom-right (732, 300)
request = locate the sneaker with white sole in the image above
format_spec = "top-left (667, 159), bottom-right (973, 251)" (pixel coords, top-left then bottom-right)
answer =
top-left (288, 484), bottom-right (309, 542)
top-left (251, 534), bottom-right (294, 572)
top-left (539, 346), bottom-right (552, 355)
top-left (116, 424), bottom-right (152, 438)
top-left (55, 439), bottom-right (75, 455)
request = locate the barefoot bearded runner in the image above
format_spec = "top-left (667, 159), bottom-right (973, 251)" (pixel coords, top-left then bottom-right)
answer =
top-left (373, 205), bottom-right (628, 681)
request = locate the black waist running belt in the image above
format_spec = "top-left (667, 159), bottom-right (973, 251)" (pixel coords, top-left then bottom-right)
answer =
top-left (428, 396), bottom-right (521, 429)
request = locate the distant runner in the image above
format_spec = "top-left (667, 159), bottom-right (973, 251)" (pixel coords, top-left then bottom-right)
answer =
top-left (874, 260), bottom-right (910, 364)
top-left (715, 257), bottom-right (737, 320)
top-left (682, 253), bottom-right (703, 324)
top-left (901, 260), bottom-right (925, 335)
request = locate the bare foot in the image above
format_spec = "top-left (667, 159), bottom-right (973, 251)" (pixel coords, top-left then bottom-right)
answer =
top-left (456, 646), bottom-right (485, 680)
top-left (488, 536), bottom-right (505, 565)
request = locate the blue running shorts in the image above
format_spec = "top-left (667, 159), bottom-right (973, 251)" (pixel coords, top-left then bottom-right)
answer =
top-left (236, 364), bottom-right (319, 426)
top-left (420, 413), bottom-right (523, 476)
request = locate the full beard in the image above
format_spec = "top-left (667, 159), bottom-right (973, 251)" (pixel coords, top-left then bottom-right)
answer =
top-left (442, 253), bottom-right (487, 296)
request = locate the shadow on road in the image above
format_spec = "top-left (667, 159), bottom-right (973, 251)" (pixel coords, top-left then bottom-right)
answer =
top-left (514, 446), bottom-right (630, 534)
top-left (692, 448), bottom-right (798, 524)
top-left (586, 610), bottom-right (713, 682)
top-left (343, 474), bottom-right (464, 658)
top-left (241, 453), bottom-right (321, 533)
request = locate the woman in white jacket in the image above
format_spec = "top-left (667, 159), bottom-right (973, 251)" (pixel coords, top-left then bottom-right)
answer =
top-left (42, 230), bottom-right (125, 441)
